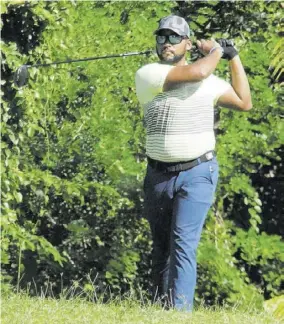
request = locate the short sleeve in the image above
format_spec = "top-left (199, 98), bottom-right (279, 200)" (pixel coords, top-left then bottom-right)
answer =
top-left (135, 63), bottom-right (174, 105)
top-left (205, 74), bottom-right (231, 105)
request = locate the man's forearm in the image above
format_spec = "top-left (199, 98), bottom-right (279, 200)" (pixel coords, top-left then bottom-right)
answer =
top-left (229, 56), bottom-right (252, 110)
top-left (164, 48), bottom-right (222, 89)
top-left (191, 48), bottom-right (223, 80)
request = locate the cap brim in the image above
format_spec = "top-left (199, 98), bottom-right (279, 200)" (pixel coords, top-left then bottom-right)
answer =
top-left (153, 27), bottom-right (186, 36)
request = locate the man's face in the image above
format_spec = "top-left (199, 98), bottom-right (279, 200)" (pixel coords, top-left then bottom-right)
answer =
top-left (156, 29), bottom-right (191, 64)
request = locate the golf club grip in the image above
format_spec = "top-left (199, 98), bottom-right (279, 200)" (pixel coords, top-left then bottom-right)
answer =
top-left (191, 39), bottom-right (234, 61)
top-left (217, 39), bottom-right (234, 47)
top-left (192, 39), bottom-right (234, 50)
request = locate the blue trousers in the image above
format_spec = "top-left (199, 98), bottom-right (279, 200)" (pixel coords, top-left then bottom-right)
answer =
top-left (143, 157), bottom-right (219, 311)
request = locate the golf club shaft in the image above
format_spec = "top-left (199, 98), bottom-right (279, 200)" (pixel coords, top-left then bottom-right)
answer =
top-left (25, 40), bottom-right (233, 68)
top-left (27, 50), bottom-right (153, 68)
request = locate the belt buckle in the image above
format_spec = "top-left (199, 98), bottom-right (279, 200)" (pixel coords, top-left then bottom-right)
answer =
top-left (205, 152), bottom-right (214, 160)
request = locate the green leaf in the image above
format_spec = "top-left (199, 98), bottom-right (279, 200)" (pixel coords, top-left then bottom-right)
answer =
top-left (14, 192), bottom-right (23, 203)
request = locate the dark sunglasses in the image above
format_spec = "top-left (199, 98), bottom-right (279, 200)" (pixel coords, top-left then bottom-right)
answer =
top-left (156, 34), bottom-right (187, 45)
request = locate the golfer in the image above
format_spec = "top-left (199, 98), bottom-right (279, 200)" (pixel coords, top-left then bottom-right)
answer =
top-left (135, 15), bottom-right (252, 311)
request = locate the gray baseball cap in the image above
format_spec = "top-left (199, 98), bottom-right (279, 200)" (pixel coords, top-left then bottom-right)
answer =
top-left (154, 15), bottom-right (190, 37)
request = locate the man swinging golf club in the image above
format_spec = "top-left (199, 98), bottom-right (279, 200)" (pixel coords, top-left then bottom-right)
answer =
top-left (135, 15), bottom-right (252, 311)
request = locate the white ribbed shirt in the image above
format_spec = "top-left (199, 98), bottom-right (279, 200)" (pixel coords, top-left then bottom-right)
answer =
top-left (135, 62), bottom-right (231, 162)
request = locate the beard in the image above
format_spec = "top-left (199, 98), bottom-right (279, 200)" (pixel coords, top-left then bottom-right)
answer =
top-left (156, 46), bottom-right (185, 64)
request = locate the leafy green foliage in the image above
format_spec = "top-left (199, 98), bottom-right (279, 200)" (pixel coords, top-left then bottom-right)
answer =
top-left (1, 0), bottom-right (283, 308)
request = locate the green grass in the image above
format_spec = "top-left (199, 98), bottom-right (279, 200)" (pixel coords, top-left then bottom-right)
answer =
top-left (1, 293), bottom-right (281, 324)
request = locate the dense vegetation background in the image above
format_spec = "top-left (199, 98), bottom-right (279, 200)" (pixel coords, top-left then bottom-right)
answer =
top-left (1, 0), bottom-right (283, 310)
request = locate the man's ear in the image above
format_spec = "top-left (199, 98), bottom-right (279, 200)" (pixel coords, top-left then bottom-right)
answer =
top-left (186, 39), bottom-right (192, 51)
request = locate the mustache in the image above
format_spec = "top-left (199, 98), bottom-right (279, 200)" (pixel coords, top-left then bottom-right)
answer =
top-left (161, 45), bottom-right (175, 51)
top-left (162, 49), bottom-right (174, 53)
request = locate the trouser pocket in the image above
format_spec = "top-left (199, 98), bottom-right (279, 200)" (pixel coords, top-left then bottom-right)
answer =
top-left (208, 158), bottom-right (219, 187)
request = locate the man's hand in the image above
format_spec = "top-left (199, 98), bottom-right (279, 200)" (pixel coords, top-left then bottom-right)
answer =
top-left (217, 38), bottom-right (238, 60)
top-left (196, 39), bottom-right (221, 56)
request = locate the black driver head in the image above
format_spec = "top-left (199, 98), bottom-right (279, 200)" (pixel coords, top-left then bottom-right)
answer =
top-left (14, 65), bottom-right (29, 87)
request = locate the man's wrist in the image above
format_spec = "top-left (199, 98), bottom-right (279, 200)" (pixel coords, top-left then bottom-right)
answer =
top-left (209, 46), bottom-right (224, 56)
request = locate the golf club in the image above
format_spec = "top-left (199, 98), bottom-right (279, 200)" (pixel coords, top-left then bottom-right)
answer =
top-left (14, 39), bottom-right (234, 87)
top-left (13, 50), bottom-right (153, 87)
